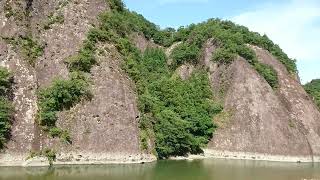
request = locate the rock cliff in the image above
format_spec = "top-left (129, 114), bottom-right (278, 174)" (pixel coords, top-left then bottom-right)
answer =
top-left (0, 0), bottom-right (319, 166)
top-left (0, 0), bottom-right (154, 166)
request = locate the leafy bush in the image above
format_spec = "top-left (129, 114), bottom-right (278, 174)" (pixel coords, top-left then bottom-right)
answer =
top-left (142, 48), bottom-right (169, 74)
top-left (174, 26), bottom-right (191, 42)
top-left (170, 43), bottom-right (200, 68)
top-left (44, 13), bottom-right (64, 30)
top-left (4, 1), bottom-right (14, 18)
top-left (99, 10), bottom-right (159, 42)
top-left (212, 47), bottom-right (236, 64)
top-left (87, 28), bottom-right (116, 43)
top-left (254, 62), bottom-right (279, 89)
top-left (58, 0), bottom-right (70, 9)
top-left (49, 127), bottom-right (72, 144)
top-left (0, 68), bottom-right (13, 149)
top-left (30, 148), bottom-right (56, 166)
top-left (0, 67), bottom-right (13, 96)
top-left (304, 79), bottom-right (320, 109)
top-left (98, 7), bottom-right (177, 47)
top-left (66, 40), bottom-right (96, 72)
top-left (43, 148), bottom-right (56, 166)
top-left (20, 37), bottom-right (44, 66)
top-left (108, 0), bottom-right (125, 12)
top-left (0, 98), bottom-right (13, 149)
top-left (99, 11), bottom-right (130, 37)
top-left (153, 28), bottom-right (175, 47)
top-left (38, 72), bottom-right (91, 127)
top-left (236, 45), bottom-right (257, 64)
top-left (4, 36), bottom-right (44, 67)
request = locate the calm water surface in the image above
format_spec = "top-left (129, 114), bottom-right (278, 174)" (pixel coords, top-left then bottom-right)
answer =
top-left (0, 159), bottom-right (319, 180)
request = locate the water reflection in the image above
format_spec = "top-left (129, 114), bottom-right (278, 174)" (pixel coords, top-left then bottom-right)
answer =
top-left (0, 159), bottom-right (319, 180)
top-left (202, 159), bottom-right (320, 180)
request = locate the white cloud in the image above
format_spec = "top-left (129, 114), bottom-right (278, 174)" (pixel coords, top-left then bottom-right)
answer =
top-left (231, 0), bottom-right (320, 83)
top-left (156, 0), bottom-right (208, 5)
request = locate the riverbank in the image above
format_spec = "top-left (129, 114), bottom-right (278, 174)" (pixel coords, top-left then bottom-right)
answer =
top-left (1, 149), bottom-right (320, 167)
top-left (171, 149), bottom-right (320, 163)
top-left (1, 158), bottom-right (320, 180)
top-left (0, 153), bottom-right (157, 167)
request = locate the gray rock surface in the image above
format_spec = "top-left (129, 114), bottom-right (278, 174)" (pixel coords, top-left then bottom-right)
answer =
top-left (206, 41), bottom-right (320, 160)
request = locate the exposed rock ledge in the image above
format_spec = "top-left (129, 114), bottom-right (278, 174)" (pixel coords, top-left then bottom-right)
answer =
top-left (171, 149), bottom-right (320, 163)
top-left (0, 153), bottom-right (156, 167)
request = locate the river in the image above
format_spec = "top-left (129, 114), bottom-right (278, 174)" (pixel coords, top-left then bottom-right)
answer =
top-left (0, 159), bottom-right (319, 180)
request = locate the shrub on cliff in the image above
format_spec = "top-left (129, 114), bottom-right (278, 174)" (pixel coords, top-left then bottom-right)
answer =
top-left (2, 36), bottom-right (44, 67)
top-left (0, 98), bottom-right (13, 149)
top-left (0, 68), bottom-right (13, 149)
top-left (254, 63), bottom-right (279, 89)
top-left (170, 43), bottom-right (200, 68)
top-left (66, 40), bottom-right (96, 73)
top-left (37, 72), bottom-right (90, 143)
top-left (153, 28), bottom-right (176, 47)
top-left (304, 79), bottom-right (320, 109)
top-left (212, 47), bottom-right (236, 64)
top-left (109, 0), bottom-right (125, 12)
top-left (0, 68), bottom-right (13, 97)
top-left (235, 45), bottom-right (257, 64)
top-left (38, 72), bottom-right (91, 128)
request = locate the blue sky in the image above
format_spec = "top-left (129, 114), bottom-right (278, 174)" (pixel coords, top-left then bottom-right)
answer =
top-left (123, 0), bottom-right (320, 84)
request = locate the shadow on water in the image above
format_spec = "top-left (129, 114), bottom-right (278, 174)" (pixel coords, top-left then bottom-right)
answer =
top-left (0, 159), bottom-right (320, 180)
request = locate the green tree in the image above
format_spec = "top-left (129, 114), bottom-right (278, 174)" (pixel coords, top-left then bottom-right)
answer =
top-left (170, 43), bottom-right (200, 68)
top-left (154, 109), bottom-right (194, 158)
top-left (304, 79), bottom-right (320, 109)
top-left (212, 47), bottom-right (236, 64)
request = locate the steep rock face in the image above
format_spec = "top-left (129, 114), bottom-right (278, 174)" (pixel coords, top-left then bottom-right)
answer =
top-left (205, 40), bottom-right (320, 161)
top-left (0, 0), bottom-right (154, 165)
top-left (52, 43), bottom-right (152, 162)
top-left (32, 0), bottom-right (107, 88)
top-left (0, 0), bottom-right (38, 163)
top-left (208, 58), bottom-right (309, 155)
top-left (131, 33), bottom-right (158, 53)
top-left (253, 46), bottom-right (320, 157)
top-left (0, 39), bottom-right (38, 159)
top-left (0, 0), bottom-right (28, 37)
